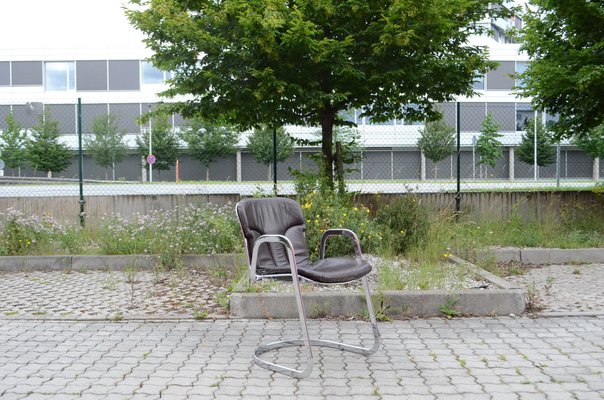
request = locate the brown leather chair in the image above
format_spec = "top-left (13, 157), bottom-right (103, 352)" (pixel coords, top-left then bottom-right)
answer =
top-left (236, 197), bottom-right (380, 378)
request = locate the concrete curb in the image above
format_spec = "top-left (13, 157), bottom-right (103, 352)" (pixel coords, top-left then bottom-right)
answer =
top-left (230, 257), bottom-right (527, 319)
top-left (483, 247), bottom-right (604, 265)
top-left (0, 254), bottom-right (246, 272)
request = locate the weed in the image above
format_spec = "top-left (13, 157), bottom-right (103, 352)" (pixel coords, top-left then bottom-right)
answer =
top-left (4, 311), bottom-right (18, 316)
top-left (193, 310), bottom-right (209, 320)
top-left (544, 276), bottom-right (555, 296)
top-left (572, 268), bottom-right (581, 275)
top-left (440, 298), bottom-right (460, 318)
top-left (498, 354), bottom-right (507, 361)
top-left (112, 311), bottom-right (123, 321)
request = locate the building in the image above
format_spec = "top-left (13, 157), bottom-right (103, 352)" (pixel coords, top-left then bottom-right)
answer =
top-left (0, 0), bottom-right (600, 189)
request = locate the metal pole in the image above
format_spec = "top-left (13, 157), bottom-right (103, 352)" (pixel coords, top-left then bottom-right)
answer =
top-left (273, 126), bottom-right (277, 195)
top-left (148, 105), bottom-right (153, 183)
top-left (455, 102), bottom-right (461, 220)
top-left (77, 98), bottom-right (86, 227)
top-left (533, 110), bottom-right (538, 181)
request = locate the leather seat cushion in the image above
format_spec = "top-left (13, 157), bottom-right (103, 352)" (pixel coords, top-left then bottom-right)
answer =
top-left (298, 257), bottom-right (372, 284)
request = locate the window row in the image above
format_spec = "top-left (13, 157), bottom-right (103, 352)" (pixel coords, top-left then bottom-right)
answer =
top-left (0, 61), bottom-right (170, 91)
top-left (0, 102), bottom-right (551, 136)
top-left (0, 60), bottom-right (527, 92)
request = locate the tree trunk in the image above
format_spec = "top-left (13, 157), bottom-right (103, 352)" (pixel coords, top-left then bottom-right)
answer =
top-left (47, 170), bottom-right (52, 179)
top-left (206, 168), bottom-right (210, 181)
top-left (320, 109), bottom-right (336, 189)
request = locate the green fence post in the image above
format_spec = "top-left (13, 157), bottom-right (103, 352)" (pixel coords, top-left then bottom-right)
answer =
top-left (77, 98), bottom-right (86, 227)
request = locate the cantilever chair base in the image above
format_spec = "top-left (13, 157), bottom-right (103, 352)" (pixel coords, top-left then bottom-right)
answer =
top-left (236, 198), bottom-right (381, 378)
top-left (252, 274), bottom-right (380, 378)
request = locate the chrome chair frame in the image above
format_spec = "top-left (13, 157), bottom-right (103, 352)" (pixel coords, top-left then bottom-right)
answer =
top-left (237, 203), bottom-right (380, 378)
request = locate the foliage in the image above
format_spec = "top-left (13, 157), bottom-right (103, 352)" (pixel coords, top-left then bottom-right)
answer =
top-left (26, 109), bottom-right (72, 176)
top-left (85, 113), bottom-right (128, 180)
top-left (517, 0), bottom-right (604, 140)
top-left (476, 113), bottom-right (503, 168)
top-left (97, 203), bottom-right (242, 261)
top-left (0, 113), bottom-right (27, 174)
top-left (126, 0), bottom-right (514, 186)
top-left (573, 123), bottom-right (604, 159)
top-left (0, 208), bottom-right (68, 256)
top-left (136, 113), bottom-right (179, 172)
top-left (417, 119), bottom-right (455, 178)
top-left (180, 119), bottom-right (239, 180)
top-left (517, 118), bottom-right (556, 167)
top-left (298, 190), bottom-right (381, 260)
top-left (375, 195), bottom-right (430, 255)
top-left (246, 126), bottom-right (294, 179)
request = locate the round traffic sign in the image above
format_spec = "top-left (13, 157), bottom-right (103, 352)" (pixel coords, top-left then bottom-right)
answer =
top-left (146, 154), bottom-right (156, 165)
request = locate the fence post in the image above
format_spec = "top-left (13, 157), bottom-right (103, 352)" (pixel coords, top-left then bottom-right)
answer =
top-left (77, 98), bottom-right (86, 227)
top-left (455, 102), bottom-right (461, 220)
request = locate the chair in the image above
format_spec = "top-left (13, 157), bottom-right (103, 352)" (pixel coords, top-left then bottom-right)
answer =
top-left (236, 197), bottom-right (380, 378)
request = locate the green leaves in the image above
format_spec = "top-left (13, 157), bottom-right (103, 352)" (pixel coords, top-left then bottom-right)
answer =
top-left (517, 118), bottom-right (556, 168)
top-left (417, 119), bottom-right (456, 164)
top-left (26, 109), bottom-right (72, 176)
top-left (517, 0), bottom-right (604, 139)
top-left (85, 113), bottom-right (128, 179)
top-left (476, 113), bottom-right (503, 168)
top-left (0, 113), bottom-right (27, 172)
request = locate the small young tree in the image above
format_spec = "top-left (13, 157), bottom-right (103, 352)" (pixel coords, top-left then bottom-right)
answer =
top-left (136, 113), bottom-right (179, 178)
top-left (417, 119), bottom-right (455, 179)
top-left (476, 113), bottom-right (503, 178)
top-left (247, 126), bottom-right (294, 180)
top-left (0, 113), bottom-right (27, 176)
top-left (26, 109), bottom-right (72, 178)
top-left (85, 113), bottom-right (128, 180)
top-left (517, 118), bottom-right (556, 168)
top-left (573, 123), bottom-right (604, 160)
top-left (180, 119), bottom-right (239, 181)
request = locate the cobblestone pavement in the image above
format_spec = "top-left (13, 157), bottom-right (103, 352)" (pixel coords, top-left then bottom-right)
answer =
top-left (506, 264), bottom-right (604, 314)
top-left (0, 269), bottom-right (231, 320)
top-left (0, 317), bottom-right (603, 399)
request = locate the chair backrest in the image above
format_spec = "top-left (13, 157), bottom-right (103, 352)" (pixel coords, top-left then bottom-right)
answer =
top-left (236, 197), bottom-right (312, 275)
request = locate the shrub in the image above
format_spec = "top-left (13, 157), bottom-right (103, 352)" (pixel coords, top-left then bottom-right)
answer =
top-left (299, 190), bottom-right (382, 260)
top-left (375, 195), bottom-right (430, 255)
top-left (0, 208), bottom-right (67, 255)
top-left (96, 202), bottom-right (242, 263)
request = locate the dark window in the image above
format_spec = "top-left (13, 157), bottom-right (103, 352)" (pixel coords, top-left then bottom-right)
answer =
top-left (109, 60), bottom-right (140, 90)
top-left (11, 104), bottom-right (41, 130)
top-left (434, 103), bottom-right (456, 127)
top-left (0, 106), bottom-right (11, 129)
top-left (460, 103), bottom-right (485, 132)
top-left (486, 61), bottom-right (514, 90)
top-left (516, 103), bottom-right (538, 131)
top-left (45, 104), bottom-right (76, 135)
top-left (0, 62), bottom-right (9, 86)
top-left (81, 104), bottom-right (108, 134)
top-left (77, 60), bottom-right (107, 90)
top-left (109, 103), bottom-right (141, 133)
top-left (11, 61), bottom-right (43, 86)
top-left (487, 103), bottom-right (515, 132)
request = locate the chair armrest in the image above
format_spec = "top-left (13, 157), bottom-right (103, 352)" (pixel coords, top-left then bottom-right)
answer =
top-left (319, 228), bottom-right (362, 259)
top-left (250, 234), bottom-right (299, 280)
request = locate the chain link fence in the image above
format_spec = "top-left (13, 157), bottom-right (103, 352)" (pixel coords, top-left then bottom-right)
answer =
top-left (0, 99), bottom-right (601, 203)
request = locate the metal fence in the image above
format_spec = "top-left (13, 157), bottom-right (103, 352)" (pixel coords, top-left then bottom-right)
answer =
top-left (0, 99), bottom-right (601, 202)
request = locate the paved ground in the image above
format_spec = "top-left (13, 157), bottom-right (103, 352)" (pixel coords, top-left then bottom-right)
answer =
top-left (0, 262), bottom-right (603, 399)
top-left (0, 317), bottom-right (603, 399)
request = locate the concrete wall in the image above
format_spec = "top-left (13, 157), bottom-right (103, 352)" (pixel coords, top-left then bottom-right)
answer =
top-left (0, 191), bottom-right (601, 225)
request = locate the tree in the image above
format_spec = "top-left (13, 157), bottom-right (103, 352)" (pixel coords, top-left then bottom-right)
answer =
top-left (417, 119), bottom-right (455, 179)
top-left (0, 113), bottom-right (27, 176)
top-left (126, 0), bottom-right (514, 187)
top-left (517, 1), bottom-right (604, 140)
top-left (476, 113), bottom-right (503, 176)
top-left (517, 118), bottom-right (556, 168)
top-left (180, 119), bottom-right (239, 181)
top-left (26, 109), bottom-right (72, 178)
top-left (136, 113), bottom-right (179, 177)
top-left (85, 113), bottom-right (128, 180)
top-left (247, 126), bottom-right (294, 180)
top-left (573, 123), bottom-right (604, 160)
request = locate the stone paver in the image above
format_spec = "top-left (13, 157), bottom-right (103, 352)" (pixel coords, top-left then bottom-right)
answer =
top-left (506, 263), bottom-right (604, 313)
top-left (0, 317), bottom-right (603, 399)
top-left (0, 268), bottom-right (230, 319)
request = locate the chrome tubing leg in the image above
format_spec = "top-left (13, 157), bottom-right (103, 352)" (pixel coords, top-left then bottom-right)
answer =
top-left (252, 275), bottom-right (380, 378)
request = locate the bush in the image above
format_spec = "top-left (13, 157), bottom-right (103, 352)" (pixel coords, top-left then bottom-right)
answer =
top-left (0, 208), bottom-right (67, 255)
top-left (96, 202), bottom-right (242, 263)
top-left (375, 195), bottom-right (430, 255)
top-left (299, 190), bottom-right (382, 260)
